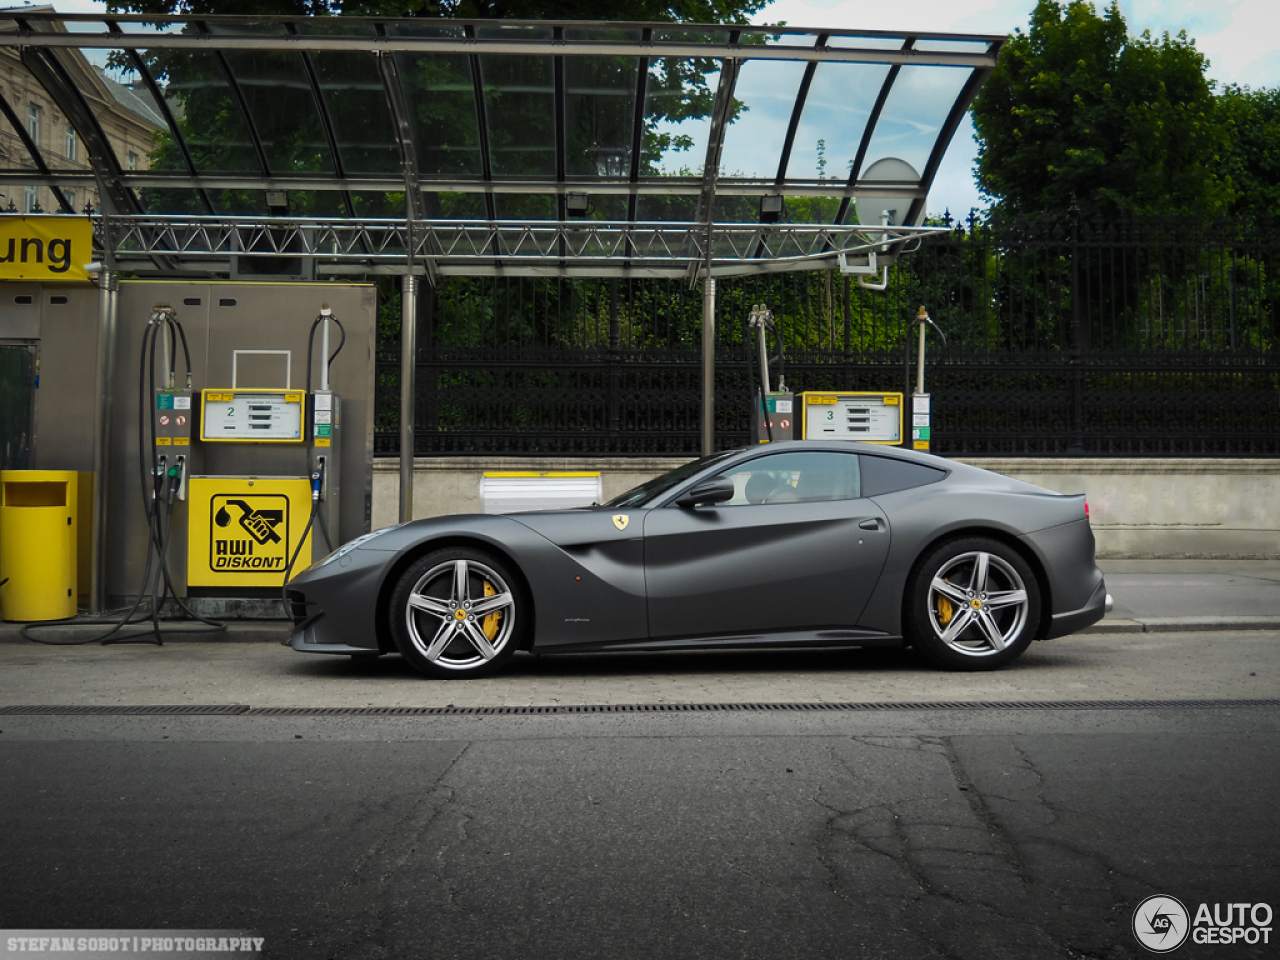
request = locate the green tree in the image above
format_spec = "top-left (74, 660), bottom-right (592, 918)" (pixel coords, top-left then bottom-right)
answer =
top-left (1218, 85), bottom-right (1280, 220)
top-left (106, 0), bottom-right (768, 217)
top-left (971, 0), bottom-right (1228, 219)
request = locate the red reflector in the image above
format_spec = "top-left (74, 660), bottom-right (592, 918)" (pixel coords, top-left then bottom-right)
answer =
top-left (1084, 500), bottom-right (1090, 519)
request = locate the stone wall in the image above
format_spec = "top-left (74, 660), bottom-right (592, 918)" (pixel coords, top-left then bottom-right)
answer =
top-left (372, 457), bottom-right (1280, 559)
top-left (965, 459), bottom-right (1280, 558)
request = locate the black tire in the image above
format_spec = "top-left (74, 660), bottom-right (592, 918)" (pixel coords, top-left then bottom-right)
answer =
top-left (389, 547), bottom-right (524, 679)
top-left (904, 537), bottom-right (1042, 671)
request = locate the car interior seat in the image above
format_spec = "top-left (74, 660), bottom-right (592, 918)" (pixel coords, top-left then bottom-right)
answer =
top-left (745, 472), bottom-right (783, 504)
top-left (793, 468), bottom-right (837, 502)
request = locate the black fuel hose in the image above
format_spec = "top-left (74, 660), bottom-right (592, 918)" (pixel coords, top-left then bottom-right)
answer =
top-left (305, 312), bottom-right (346, 395)
top-left (746, 313), bottom-right (773, 444)
top-left (773, 321), bottom-right (786, 392)
top-left (24, 311), bottom-right (222, 646)
top-left (918, 312), bottom-right (948, 352)
top-left (280, 469), bottom-right (326, 620)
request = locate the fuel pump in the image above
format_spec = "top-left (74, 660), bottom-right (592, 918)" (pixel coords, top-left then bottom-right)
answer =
top-left (149, 303), bottom-right (194, 504)
top-left (283, 305), bottom-right (347, 595)
top-left (910, 305), bottom-right (947, 452)
top-left (186, 304), bottom-right (345, 607)
top-left (304, 303), bottom-right (344, 556)
top-left (746, 301), bottom-right (905, 445)
top-left (747, 303), bottom-right (794, 443)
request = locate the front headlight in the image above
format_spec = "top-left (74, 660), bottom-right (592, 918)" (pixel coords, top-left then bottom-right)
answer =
top-left (316, 526), bottom-right (399, 567)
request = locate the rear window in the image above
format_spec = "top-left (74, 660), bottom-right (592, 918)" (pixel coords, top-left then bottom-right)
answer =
top-left (860, 455), bottom-right (946, 497)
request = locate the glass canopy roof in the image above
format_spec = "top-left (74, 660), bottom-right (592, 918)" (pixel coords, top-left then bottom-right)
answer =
top-left (0, 12), bottom-right (1003, 277)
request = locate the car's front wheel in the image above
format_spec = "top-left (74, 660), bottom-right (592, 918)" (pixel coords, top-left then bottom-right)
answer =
top-left (389, 548), bottom-right (524, 679)
top-left (904, 538), bottom-right (1041, 670)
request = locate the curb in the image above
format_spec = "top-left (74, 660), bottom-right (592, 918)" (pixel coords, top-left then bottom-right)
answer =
top-left (0, 621), bottom-right (292, 645)
top-left (1079, 617), bottom-right (1280, 635)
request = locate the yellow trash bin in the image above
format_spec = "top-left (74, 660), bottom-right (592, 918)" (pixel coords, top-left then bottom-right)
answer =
top-left (0, 470), bottom-right (78, 621)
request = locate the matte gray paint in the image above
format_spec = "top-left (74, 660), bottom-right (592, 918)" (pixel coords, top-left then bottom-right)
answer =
top-left (504, 509), bottom-right (649, 647)
top-left (856, 485), bottom-right (1089, 637)
top-left (298, 511), bottom-right (651, 652)
top-left (643, 498), bottom-right (889, 639)
top-left (1020, 519), bottom-right (1104, 613)
top-left (289, 442), bottom-right (1107, 661)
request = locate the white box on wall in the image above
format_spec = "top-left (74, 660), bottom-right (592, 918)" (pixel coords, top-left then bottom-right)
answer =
top-left (480, 472), bottom-right (602, 514)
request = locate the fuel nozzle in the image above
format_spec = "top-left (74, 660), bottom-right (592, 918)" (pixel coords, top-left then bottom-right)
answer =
top-left (152, 456), bottom-right (167, 501)
top-left (166, 457), bottom-right (185, 504)
top-left (311, 460), bottom-right (325, 502)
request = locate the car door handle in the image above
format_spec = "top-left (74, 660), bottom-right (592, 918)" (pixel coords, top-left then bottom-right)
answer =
top-left (858, 518), bottom-right (883, 531)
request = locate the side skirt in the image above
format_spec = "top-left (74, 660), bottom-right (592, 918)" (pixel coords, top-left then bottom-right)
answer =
top-left (544, 629), bottom-right (903, 655)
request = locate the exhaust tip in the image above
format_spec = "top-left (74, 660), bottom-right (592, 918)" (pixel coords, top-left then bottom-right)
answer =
top-left (1104, 593), bottom-right (1114, 614)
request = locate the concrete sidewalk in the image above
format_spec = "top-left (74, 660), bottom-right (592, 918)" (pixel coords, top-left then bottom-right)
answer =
top-left (2, 559), bottom-right (1278, 644)
top-left (1090, 558), bottom-right (1280, 633)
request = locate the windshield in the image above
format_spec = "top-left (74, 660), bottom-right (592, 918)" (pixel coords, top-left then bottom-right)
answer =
top-left (603, 450), bottom-right (737, 508)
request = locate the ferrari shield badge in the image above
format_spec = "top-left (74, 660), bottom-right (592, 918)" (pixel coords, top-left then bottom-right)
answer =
top-left (612, 514), bottom-right (629, 531)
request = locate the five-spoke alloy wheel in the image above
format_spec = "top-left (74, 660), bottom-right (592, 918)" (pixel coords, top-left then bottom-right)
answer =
top-left (389, 548), bottom-right (524, 679)
top-left (905, 537), bottom-right (1041, 670)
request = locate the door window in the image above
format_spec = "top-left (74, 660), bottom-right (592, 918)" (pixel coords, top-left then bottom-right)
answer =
top-left (712, 451), bottom-right (861, 505)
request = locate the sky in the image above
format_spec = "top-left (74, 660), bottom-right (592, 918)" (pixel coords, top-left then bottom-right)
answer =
top-left (750, 0), bottom-right (1279, 214)
top-left (19, 0), bottom-right (1280, 217)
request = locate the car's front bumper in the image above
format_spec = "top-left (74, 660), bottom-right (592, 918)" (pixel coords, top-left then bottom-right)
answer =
top-left (285, 550), bottom-right (390, 655)
top-left (289, 619), bottom-right (382, 656)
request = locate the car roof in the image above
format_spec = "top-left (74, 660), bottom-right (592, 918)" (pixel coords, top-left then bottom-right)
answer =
top-left (718, 440), bottom-right (953, 469)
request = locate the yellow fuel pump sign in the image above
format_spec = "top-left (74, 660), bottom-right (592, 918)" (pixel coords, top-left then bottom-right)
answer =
top-left (799, 392), bottom-right (903, 444)
top-left (187, 477), bottom-right (312, 587)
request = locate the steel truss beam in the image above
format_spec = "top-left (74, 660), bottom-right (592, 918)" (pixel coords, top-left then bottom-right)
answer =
top-left (95, 215), bottom-right (944, 277)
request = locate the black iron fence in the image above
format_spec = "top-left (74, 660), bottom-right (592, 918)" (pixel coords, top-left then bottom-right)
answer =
top-left (375, 213), bottom-right (1280, 457)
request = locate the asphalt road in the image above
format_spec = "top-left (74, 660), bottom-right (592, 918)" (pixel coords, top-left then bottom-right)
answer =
top-left (3, 567), bottom-right (1278, 960)
top-left (1, 707), bottom-right (1277, 960)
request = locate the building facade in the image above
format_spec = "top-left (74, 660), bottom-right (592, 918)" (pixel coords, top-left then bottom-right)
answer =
top-left (1, 11), bottom-right (161, 214)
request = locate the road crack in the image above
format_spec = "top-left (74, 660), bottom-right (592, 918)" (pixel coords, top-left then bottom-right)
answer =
top-left (328, 742), bottom-right (472, 959)
top-left (942, 736), bottom-right (1026, 878)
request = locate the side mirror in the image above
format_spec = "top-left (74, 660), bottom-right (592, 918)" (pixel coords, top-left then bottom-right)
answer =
top-left (675, 476), bottom-right (735, 508)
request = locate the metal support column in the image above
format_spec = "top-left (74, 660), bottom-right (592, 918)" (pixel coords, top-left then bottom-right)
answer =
top-left (89, 268), bottom-right (118, 614)
top-left (607, 278), bottom-right (621, 438)
top-left (399, 274), bottom-right (418, 522)
top-left (1068, 200), bottom-right (1085, 454)
top-left (915, 308), bottom-right (928, 395)
top-left (701, 277), bottom-right (716, 456)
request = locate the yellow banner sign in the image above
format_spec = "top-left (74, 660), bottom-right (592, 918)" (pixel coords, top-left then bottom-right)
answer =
top-left (0, 216), bottom-right (94, 282)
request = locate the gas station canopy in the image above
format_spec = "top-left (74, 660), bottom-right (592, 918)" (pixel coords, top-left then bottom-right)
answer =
top-left (1, 11), bottom-right (1003, 277)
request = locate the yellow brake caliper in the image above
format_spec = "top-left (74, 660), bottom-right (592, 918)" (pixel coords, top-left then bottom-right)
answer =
top-left (936, 583), bottom-right (954, 626)
top-left (481, 579), bottom-right (502, 640)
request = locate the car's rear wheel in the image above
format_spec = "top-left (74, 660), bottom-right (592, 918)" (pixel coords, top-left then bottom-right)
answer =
top-left (905, 538), bottom-right (1041, 670)
top-left (389, 548), bottom-right (523, 679)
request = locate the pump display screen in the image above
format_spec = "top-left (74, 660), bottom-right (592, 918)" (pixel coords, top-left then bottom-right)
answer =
top-left (201, 390), bottom-right (304, 442)
top-left (801, 393), bottom-right (903, 444)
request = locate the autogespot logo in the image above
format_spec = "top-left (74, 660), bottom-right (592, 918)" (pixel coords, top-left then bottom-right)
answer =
top-left (1133, 895), bottom-right (1191, 953)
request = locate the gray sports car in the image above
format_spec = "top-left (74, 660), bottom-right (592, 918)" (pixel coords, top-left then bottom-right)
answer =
top-left (288, 442), bottom-right (1111, 678)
